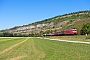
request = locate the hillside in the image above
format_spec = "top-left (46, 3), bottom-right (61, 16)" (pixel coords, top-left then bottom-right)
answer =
top-left (0, 10), bottom-right (90, 35)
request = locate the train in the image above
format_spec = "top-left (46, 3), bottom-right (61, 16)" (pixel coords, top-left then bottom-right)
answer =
top-left (42, 28), bottom-right (77, 36)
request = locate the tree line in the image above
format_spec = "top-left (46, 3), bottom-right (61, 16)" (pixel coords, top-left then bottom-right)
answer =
top-left (0, 33), bottom-right (39, 37)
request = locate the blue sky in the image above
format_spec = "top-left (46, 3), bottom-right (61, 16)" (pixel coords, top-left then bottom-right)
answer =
top-left (0, 0), bottom-right (90, 30)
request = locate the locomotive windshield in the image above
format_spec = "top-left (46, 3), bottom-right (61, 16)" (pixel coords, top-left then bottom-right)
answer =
top-left (73, 30), bottom-right (77, 31)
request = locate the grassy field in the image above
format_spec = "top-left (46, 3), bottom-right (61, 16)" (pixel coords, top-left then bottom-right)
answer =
top-left (0, 37), bottom-right (90, 60)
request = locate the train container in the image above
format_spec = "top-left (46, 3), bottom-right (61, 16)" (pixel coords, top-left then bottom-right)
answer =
top-left (42, 28), bottom-right (77, 36)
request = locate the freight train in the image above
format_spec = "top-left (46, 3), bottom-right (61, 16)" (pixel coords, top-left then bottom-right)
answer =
top-left (43, 28), bottom-right (77, 36)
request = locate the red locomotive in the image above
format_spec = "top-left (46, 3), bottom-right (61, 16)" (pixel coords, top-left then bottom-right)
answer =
top-left (43, 28), bottom-right (77, 36)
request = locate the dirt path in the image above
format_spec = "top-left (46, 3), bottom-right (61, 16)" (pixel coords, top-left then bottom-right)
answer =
top-left (37, 37), bottom-right (90, 44)
top-left (0, 38), bottom-right (28, 55)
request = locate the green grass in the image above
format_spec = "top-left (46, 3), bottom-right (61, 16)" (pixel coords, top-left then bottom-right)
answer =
top-left (0, 38), bottom-right (12, 41)
top-left (46, 35), bottom-right (90, 42)
top-left (0, 37), bottom-right (90, 60)
top-left (0, 38), bottom-right (26, 52)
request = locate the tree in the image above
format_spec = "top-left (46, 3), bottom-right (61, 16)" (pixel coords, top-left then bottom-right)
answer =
top-left (80, 23), bottom-right (90, 35)
top-left (2, 32), bottom-right (13, 37)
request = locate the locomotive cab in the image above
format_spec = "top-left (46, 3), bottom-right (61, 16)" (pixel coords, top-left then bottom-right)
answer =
top-left (72, 29), bottom-right (77, 35)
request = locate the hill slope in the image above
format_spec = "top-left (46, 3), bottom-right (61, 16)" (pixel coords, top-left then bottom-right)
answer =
top-left (0, 10), bottom-right (90, 35)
